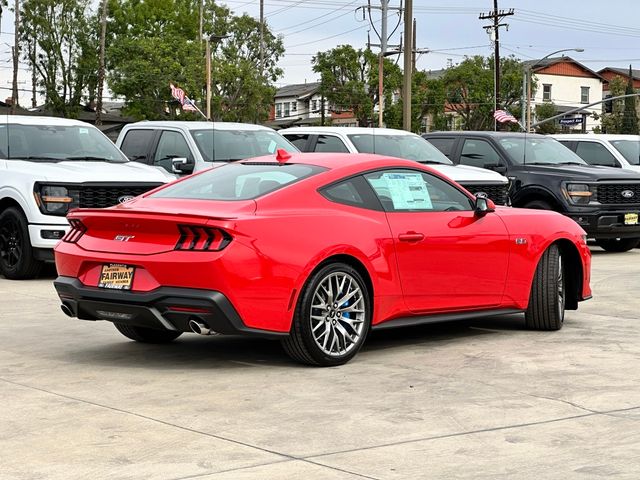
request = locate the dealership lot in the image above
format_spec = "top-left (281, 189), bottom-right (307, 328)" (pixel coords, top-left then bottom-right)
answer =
top-left (1, 248), bottom-right (639, 480)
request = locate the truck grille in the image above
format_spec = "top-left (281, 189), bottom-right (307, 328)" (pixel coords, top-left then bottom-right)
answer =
top-left (596, 183), bottom-right (640, 205)
top-left (73, 184), bottom-right (162, 208)
top-left (459, 183), bottom-right (509, 206)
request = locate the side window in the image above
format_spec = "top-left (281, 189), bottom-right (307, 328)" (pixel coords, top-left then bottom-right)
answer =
top-left (364, 169), bottom-right (474, 212)
top-left (322, 179), bottom-right (365, 208)
top-left (314, 135), bottom-right (350, 153)
top-left (120, 129), bottom-right (155, 163)
top-left (575, 141), bottom-right (619, 167)
top-left (460, 139), bottom-right (502, 169)
top-left (154, 131), bottom-right (192, 172)
top-left (283, 134), bottom-right (310, 151)
top-left (426, 137), bottom-right (456, 158)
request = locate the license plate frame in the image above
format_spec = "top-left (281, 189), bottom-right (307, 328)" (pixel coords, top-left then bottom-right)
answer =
top-left (98, 264), bottom-right (135, 290)
top-left (624, 213), bottom-right (639, 226)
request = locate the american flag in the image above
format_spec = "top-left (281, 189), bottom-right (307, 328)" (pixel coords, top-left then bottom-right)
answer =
top-left (170, 83), bottom-right (197, 112)
top-left (493, 109), bottom-right (518, 124)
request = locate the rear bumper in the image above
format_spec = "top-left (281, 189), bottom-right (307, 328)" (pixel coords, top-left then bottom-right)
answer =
top-left (53, 276), bottom-right (287, 338)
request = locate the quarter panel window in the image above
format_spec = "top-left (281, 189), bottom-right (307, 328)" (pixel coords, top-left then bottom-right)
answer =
top-left (364, 169), bottom-right (474, 212)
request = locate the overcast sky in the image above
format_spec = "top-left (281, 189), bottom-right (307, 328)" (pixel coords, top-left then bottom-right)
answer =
top-left (1, 0), bottom-right (639, 104)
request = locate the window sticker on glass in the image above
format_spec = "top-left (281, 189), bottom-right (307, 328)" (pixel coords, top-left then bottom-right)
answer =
top-left (381, 172), bottom-right (432, 210)
top-left (268, 140), bottom-right (277, 153)
top-left (79, 128), bottom-right (88, 134)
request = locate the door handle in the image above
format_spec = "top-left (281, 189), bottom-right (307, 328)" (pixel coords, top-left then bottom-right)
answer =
top-left (398, 232), bottom-right (425, 242)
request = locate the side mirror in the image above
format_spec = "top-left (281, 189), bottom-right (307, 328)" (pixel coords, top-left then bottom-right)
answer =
top-left (171, 157), bottom-right (194, 174)
top-left (475, 195), bottom-right (496, 217)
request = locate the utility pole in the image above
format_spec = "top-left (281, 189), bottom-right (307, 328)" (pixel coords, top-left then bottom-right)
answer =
top-left (479, 1), bottom-right (514, 131)
top-left (402, 0), bottom-right (412, 131)
top-left (31, 40), bottom-right (36, 108)
top-left (259, 0), bottom-right (264, 73)
top-left (11, 0), bottom-right (20, 114)
top-left (199, 0), bottom-right (203, 44)
top-left (206, 38), bottom-right (212, 120)
top-left (96, 0), bottom-right (108, 126)
top-left (412, 18), bottom-right (416, 73)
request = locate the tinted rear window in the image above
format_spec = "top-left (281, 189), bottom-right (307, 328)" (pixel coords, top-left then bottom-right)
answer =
top-left (151, 163), bottom-right (326, 201)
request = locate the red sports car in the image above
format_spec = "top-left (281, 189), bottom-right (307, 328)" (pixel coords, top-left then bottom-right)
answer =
top-left (54, 151), bottom-right (592, 366)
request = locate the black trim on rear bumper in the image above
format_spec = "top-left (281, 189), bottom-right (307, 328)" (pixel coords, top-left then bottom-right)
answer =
top-left (54, 276), bottom-right (287, 338)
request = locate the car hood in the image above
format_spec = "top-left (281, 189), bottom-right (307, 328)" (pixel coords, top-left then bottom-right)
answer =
top-left (519, 163), bottom-right (640, 181)
top-left (430, 164), bottom-right (508, 184)
top-left (6, 160), bottom-right (175, 183)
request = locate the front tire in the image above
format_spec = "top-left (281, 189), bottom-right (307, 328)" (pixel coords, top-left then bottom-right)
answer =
top-left (114, 323), bottom-right (182, 343)
top-left (525, 244), bottom-right (565, 331)
top-left (0, 207), bottom-right (42, 279)
top-left (282, 263), bottom-right (371, 366)
top-left (595, 238), bottom-right (640, 252)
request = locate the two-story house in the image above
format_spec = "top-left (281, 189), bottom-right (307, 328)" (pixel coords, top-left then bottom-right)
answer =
top-left (525, 57), bottom-right (604, 132)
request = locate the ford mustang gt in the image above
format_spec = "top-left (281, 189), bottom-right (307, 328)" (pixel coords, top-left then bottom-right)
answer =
top-left (54, 151), bottom-right (592, 366)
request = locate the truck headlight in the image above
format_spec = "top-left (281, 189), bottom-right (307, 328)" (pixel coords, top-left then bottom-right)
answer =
top-left (564, 183), bottom-right (593, 205)
top-left (34, 185), bottom-right (75, 215)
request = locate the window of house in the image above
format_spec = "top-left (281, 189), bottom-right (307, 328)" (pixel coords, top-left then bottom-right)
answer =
top-left (275, 103), bottom-right (282, 118)
top-left (312, 100), bottom-right (318, 112)
top-left (284, 102), bottom-right (290, 117)
top-left (581, 86), bottom-right (590, 104)
top-left (543, 84), bottom-right (552, 101)
top-left (291, 101), bottom-right (297, 112)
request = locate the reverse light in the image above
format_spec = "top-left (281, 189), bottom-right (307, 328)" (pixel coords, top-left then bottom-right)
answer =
top-left (175, 225), bottom-right (232, 251)
top-left (62, 219), bottom-right (87, 243)
top-left (564, 183), bottom-right (594, 205)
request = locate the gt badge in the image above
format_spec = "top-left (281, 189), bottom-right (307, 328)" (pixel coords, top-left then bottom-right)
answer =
top-left (114, 235), bottom-right (135, 242)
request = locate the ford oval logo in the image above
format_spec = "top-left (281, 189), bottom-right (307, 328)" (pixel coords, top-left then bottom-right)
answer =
top-left (474, 192), bottom-right (488, 198)
top-left (621, 190), bottom-right (635, 199)
top-left (118, 195), bottom-right (135, 204)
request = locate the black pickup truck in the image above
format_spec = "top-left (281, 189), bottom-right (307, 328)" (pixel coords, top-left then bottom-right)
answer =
top-left (423, 131), bottom-right (640, 252)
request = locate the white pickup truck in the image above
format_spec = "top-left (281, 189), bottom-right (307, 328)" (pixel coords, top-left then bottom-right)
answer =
top-left (0, 116), bottom-right (174, 279)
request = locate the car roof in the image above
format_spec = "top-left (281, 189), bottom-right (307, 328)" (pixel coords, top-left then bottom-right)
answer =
top-left (125, 121), bottom-right (276, 131)
top-left (0, 115), bottom-right (92, 127)
top-left (279, 126), bottom-right (418, 137)
top-left (241, 151), bottom-right (428, 173)
top-left (551, 133), bottom-right (640, 140)
top-left (424, 131), bottom-right (548, 139)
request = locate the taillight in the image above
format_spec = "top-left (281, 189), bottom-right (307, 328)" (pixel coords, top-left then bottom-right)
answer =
top-left (175, 225), bottom-right (232, 251)
top-left (62, 219), bottom-right (87, 243)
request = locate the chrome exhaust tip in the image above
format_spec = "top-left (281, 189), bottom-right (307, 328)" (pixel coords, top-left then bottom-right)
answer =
top-left (189, 319), bottom-right (215, 336)
top-left (60, 303), bottom-right (74, 317)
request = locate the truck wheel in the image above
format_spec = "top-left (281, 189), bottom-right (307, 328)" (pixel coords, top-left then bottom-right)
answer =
top-left (595, 238), bottom-right (640, 253)
top-left (525, 244), bottom-right (564, 331)
top-left (114, 323), bottom-right (182, 343)
top-left (523, 200), bottom-right (553, 210)
top-left (0, 207), bottom-right (42, 279)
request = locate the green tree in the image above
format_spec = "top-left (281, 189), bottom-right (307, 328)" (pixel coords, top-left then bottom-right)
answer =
top-left (440, 55), bottom-right (524, 131)
top-left (621, 66), bottom-right (639, 134)
top-left (601, 76), bottom-right (626, 133)
top-left (19, 0), bottom-right (98, 116)
top-left (107, 0), bottom-right (283, 121)
top-left (312, 45), bottom-right (402, 127)
top-left (534, 102), bottom-right (558, 134)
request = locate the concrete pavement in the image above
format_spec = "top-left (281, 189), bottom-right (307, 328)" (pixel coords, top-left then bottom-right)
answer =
top-left (0, 248), bottom-right (639, 479)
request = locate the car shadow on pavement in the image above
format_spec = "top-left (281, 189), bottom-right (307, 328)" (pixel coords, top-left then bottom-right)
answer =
top-left (53, 314), bottom-right (528, 369)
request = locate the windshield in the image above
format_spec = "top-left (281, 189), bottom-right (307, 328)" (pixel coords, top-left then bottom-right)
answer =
top-left (191, 129), bottom-right (298, 162)
top-left (498, 137), bottom-right (587, 165)
top-left (610, 139), bottom-right (640, 165)
top-left (0, 124), bottom-right (128, 162)
top-left (347, 133), bottom-right (453, 165)
top-left (151, 162), bottom-right (326, 201)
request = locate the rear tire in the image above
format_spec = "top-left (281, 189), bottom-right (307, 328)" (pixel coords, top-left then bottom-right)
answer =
top-left (595, 238), bottom-right (640, 253)
top-left (114, 323), bottom-right (182, 343)
top-left (525, 244), bottom-right (565, 331)
top-left (0, 207), bottom-right (42, 279)
top-left (282, 262), bottom-right (371, 366)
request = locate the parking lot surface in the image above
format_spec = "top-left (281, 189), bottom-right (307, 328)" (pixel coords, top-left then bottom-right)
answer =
top-left (1, 248), bottom-right (639, 479)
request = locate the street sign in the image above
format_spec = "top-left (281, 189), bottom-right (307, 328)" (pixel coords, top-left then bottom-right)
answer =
top-left (559, 117), bottom-right (584, 126)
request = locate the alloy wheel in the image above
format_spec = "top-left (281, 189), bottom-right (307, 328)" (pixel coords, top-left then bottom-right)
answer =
top-left (0, 218), bottom-right (22, 269)
top-left (310, 271), bottom-right (366, 356)
top-left (557, 254), bottom-right (565, 320)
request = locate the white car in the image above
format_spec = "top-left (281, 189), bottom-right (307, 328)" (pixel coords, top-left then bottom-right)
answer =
top-left (0, 116), bottom-right (175, 279)
top-left (552, 134), bottom-right (640, 172)
top-left (116, 121), bottom-right (297, 175)
top-left (279, 127), bottom-right (510, 205)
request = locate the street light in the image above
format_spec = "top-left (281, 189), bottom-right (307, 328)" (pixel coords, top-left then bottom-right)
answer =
top-left (525, 48), bottom-right (584, 131)
top-left (205, 34), bottom-right (228, 120)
